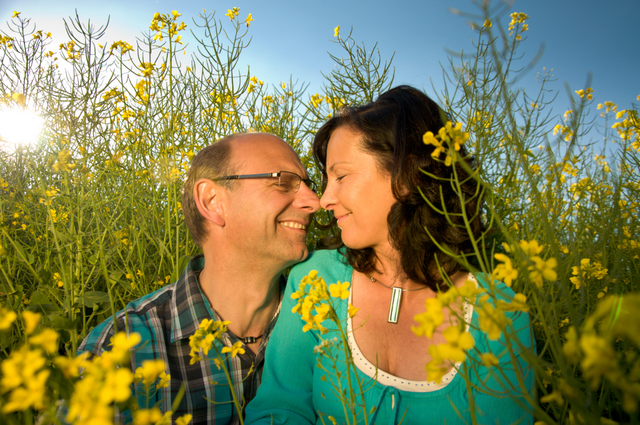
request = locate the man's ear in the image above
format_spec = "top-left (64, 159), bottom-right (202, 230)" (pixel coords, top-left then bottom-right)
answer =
top-left (193, 179), bottom-right (226, 227)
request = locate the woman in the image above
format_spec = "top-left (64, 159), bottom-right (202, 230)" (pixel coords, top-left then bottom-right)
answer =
top-left (245, 86), bottom-right (534, 424)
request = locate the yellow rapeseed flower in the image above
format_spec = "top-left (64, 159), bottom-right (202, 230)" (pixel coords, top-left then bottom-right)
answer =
top-left (437, 326), bottom-right (475, 362)
top-left (2, 369), bottom-right (49, 413)
top-left (134, 359), bottom-right (168, 386)
top-left (477, 302), bottom-right (510, 340)
top-left (423, 130), bottom-right (445, 158)
top-left (508, 12), bottom-right (529, 39)
top-left (481, 352), bottom-right (499, 367)
top-left (453, 279), bottom-right (485, 301)
top-left (570, 258), bottom-right (591, 289)
top-left (540, 389), bottom-right (565, 406)
top-left (334, 25), bottom-right (340, 37)
top-left (425, 345), bottom-right (448, 383)
top-left (11, 92), bottom-right (26, 107)
top-left (134, 407), bottom-right (164, 425)
top-left (579, 333), bottom-right (615, 389)
top-left (222, 341), bottom-right (245, 358)
top-left (12, 11), bottom-right (20, 18)
top-left (245, 13), bottom-right (254, 27)
top-left (575, 88), bottom-right (594, 100)
top-left (518, 240), bottom-right (543, 256)
top-left (528, 256), bottom-right (558, 287)
top-left (188, 319), bottom-right (230, 363)
top-left (226, 7), bottom-right (240, 20)
top-left (562, 326), bottom-right (580, 364)
top-left (0, 347), bottom-right (49, 413)
top-left (109, 40), bottom-right (134, 55)
top-left (328, 281), bottom-right (350, 299)
top-left (176, 414), bottom-right (193, 425)
top-left (108, 332), bottom-right (142, 364)
top-left (412, 298), bottom-right (444, 338)
top-left (100, 368), bottom-right (133, 404)
top-left (0, 306), bottom-right (17, 330)
top-left (597, 286), bottom-right (608, 299)
top-left (29, 328), bottom-right (60, 354)
top-left (310, 93), bottom-right (323, 108)
top-left (498, 293), bottom-right (530, 313)
top-left (422, 121), bottom-right (469, 166)
top-left (158, 371), bottom-right (171, 388)
top-left (597, 101), bottom-right (618, 113)
top-left (0, 35), bottom-right (14, 48)
top-left (492, 253), bottom-right (518, 287)
top-left (52, 149), bottom-right (76, 172)
top-left (139, 62), bottom-right (154, 77)
top-left (291, 271), bottom-right (336, 334)
top-left (53, 352), bottom-right (90, 378)
top-left (23, 311), bottom-right (41, 335)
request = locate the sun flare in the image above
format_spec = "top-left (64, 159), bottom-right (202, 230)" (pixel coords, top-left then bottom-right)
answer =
top-left (0, 107), bottom-right (45, 147)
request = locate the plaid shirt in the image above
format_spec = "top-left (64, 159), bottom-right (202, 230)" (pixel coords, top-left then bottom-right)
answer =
top-left (78, 254), bottom-right (282, 425)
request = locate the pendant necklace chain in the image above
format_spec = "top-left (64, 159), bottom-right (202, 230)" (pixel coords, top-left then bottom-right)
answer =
top-left (366, 273), bottom-right (428, 324)
top-left (227, 329), bottom-right (264, 345)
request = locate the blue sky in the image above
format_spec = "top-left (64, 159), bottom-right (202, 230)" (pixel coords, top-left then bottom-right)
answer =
top-left (2, 0), bottom-right (639, 136)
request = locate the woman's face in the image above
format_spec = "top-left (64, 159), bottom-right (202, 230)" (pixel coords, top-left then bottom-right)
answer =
top-left (320, 126), bottom-right (397, 252)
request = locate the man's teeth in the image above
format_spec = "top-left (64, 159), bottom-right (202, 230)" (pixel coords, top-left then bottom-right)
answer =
top-left (280, 221), bottom-right (307, 230)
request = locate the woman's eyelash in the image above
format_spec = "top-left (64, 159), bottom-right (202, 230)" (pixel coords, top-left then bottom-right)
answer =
top-left (336, 175), bottom-right (346, 181)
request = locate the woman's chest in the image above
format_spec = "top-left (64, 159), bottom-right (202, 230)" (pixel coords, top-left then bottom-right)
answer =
top-left (350, 282), bottom-right (464, 380)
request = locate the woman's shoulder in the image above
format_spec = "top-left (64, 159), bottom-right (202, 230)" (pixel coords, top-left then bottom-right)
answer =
top-left (471, 272), bottom-right (532, 334)
top-left (289, 248), bottom-right (351, 280)
top-left (473, 272), bottom-right (516, 301)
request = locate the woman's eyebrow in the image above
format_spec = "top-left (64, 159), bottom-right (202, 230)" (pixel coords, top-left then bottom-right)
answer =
top-left (328, 161), bottom-right (348, 173)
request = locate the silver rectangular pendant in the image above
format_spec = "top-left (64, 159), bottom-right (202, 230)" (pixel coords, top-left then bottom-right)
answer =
top-left (388, 287), bottom-right (403, 323)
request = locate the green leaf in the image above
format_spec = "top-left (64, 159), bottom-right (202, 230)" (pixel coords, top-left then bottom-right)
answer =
top-left (0, 333), bottom-right (18, 351)
top-left (77, 291), bottom-right (110, 307)
top-left (47, 313), bottom-right (78, 331)
top-left (0, 282), bottom-right (16, 295)
top-left (28, 289), bottom-right (60, 313)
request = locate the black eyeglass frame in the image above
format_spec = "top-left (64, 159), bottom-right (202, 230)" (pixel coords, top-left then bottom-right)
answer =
top-left (212, 171), bottom-right (317, 193)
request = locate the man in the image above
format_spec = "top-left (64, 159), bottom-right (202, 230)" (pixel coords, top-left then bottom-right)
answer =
top-left (79, 133), bottom-right (320, 424)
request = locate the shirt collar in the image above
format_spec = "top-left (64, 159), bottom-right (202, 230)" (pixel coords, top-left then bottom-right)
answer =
top-left (169, 254), bottom-right (218, 343)
top-left (169, 254), bottom-right (286, 345)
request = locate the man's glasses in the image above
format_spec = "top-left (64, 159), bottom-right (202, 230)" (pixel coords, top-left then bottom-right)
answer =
top-left (213, 171), bottom-right (317, 193)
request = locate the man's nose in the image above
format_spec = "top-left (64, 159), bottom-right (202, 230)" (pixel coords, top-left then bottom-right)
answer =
top-left (295, 182), bottom-right (320, 213)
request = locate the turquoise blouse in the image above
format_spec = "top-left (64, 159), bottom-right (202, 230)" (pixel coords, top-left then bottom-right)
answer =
top-left (245, 249), bottom-right (534, 425)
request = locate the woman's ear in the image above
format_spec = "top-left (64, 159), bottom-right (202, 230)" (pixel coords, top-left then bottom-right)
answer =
top-left (193, 178), bottom-right (226, 227)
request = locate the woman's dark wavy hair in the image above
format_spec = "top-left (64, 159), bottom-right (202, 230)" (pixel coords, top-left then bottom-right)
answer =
top-left (313, 85), bottom-right (485, 291)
